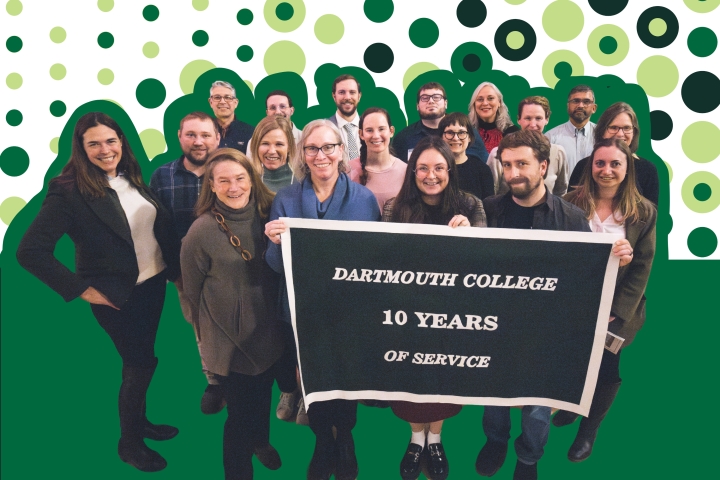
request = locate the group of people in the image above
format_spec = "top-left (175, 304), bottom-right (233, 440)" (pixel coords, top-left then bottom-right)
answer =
top-left (17, 74), bottom-right (658, 480)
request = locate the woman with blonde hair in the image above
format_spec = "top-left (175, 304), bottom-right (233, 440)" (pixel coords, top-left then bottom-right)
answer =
top-left (247, 115), bottom-right (297, 192)
top-left (467, 81), bottom-right (519, 153)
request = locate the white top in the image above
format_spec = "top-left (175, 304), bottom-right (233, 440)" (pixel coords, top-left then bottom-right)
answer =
top-left (335, 112), bottom-right (360, 153)
top-left (487, 143), bottom-right (569, 196)
top-left (545, 120), bottom-right (596, 175)
top-left (589, 210), bottom-right (626, 238)
top-left (246, 122), bottom-right (302, 161)
top-left (108, 175), bottom-right (166, 284)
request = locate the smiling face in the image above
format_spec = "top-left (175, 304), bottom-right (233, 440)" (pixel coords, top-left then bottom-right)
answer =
top-left (360, 112), bottom-right (394, 154)
top-left (179, 118), bottom-right (220, 167)
top-left (266, 94), bottom-right (294, 120)
top-left (602, 112), bottom-right (635, 146)
top-left (474, 85), bottom-right (501, 123)
top-left (518, 104), bottom-right (549, 132)
top-left (332, 79), bottom-right (361, 118)
top-left (211, 160), bottom-right (252, 209)
top-left (417, 88), bottom-right (447, 120)
top-left (442, 122), bottom-right (469, 155)
top-left (83, 124), bottom-right (123, 178)
top-left (592, 146), bottom-right (627, 194)
top-left (304, 126), bottom-right (344, 183)
top-left (500, 146), bottom-right (548, 200)
top-left (258, 128), bottom-right (288, 171)
top-left (415, 148), bottom-right (450, 203)
top-left (208, 85), bottom-right (238, 122)
top-left (567, 91), bottom-right (597, 125)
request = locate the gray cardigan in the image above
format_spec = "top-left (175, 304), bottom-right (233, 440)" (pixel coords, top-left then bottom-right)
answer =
top-left (180, 199), bottom-right (283, 376)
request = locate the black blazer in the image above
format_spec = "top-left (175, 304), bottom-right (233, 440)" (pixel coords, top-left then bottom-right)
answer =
top-left (17, 179), bottom-right (181, 308)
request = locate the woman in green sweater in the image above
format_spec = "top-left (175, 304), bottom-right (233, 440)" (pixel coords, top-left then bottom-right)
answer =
top-left (248, 115), bottom-right (297, 192)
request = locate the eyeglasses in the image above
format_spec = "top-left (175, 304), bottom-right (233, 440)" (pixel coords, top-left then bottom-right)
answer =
top-left (606, 125), bottom-right (634, 134)
top-left (568, 98), bottom-right (594, 106)
top-left (210, 95), bottom-right (236, 103)
top-left (443, 131), bottom-right (469, 140)
top-left (267, 104), bottom-right (289, 112)
top-left (414, 165), bottom-right (449, 177)
top-left (419, 94), bottom-right (446, 103)
top-left (304, 143), bottom-right (341, 157)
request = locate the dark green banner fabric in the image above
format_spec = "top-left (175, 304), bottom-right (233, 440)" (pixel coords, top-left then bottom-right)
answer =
top-left (282, 219), bottom-right (620, 415)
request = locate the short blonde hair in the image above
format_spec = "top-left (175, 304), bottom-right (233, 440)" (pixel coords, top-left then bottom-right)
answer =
top-left (292, 120), bottom-right (349, 181)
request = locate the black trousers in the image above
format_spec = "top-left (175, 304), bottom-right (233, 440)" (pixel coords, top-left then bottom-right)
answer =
top-left (275, 321), bottom-right (299, 393)
top-left (91, 272), bottom-right (166, 368)
top-left (308, 399), bottom-right (358, 436)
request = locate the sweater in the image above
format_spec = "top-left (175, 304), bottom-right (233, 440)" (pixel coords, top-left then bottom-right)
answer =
top-left (262, 163), bottom-right (295, 193)
top-left (348, 156), bottom-right (407, 210)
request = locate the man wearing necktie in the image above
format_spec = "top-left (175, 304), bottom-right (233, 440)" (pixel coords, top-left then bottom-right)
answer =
top-left (327, 74), bottom-right (362, 161)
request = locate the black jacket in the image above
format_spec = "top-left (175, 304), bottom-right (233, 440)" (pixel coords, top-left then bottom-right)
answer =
top-left (483, 190), bottom-right (591, 233)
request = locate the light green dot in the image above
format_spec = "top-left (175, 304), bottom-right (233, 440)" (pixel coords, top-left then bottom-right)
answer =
top-left (506, 31), bottom-right (524, 50)
top-left (6, 73), bottom-right (23, 89)
top-left (684, 0), bottom-right (719, 14)
top-left (542, 50), bottom-right (584, 88)
top-left (682, 121), bottom-right (720, 163)
top-left (244, 79), bottom-right (254, 92)
top-left (648, 18), bottom-right (667, 37)
top-left (97, 0), bottom-right (113, 12)
top-left (49, 63), bottom-right (66, 80)
top-left (143, 42), bottom-right (160, 58)
top-left (542, 0), bottom-right (584, 42)
top-left (682, 171), bottom-right (720, 213)
top-left (665, 161), bottom-right (673, 183)
top-left (139, 129), bottom-right (166, 160)
top-left (587, 24), bottom-right (630, 66)
top-left (179, 59), bottom-right (216, 94)
top-left (49, 27), bottom-right (66, 43)
top-left (264, 0), bottom-right (306, 33)
top-left (49, 136), bottom-right (59, 154)
top-left (97, 68), bottom-right (114, 85)
top-left (263, 40), bottom-right (305, 75)
top-left (636, 55), bottom-right (678, 97)
top-left (505, 0), bottom-right (526, 4)
top-left (192, 0), bottom-right (208, 11)
top-left (6, 0), bottom-right (23, 15)
top-left (0, 196), bottom-right (27, 225)
top-left (403, 62), bottom-right (439, 90)
top-left (314, 14), bottom-right (344, 44)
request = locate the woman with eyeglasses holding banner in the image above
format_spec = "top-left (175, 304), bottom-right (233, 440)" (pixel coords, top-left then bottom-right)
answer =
top-left (382, 136), bottom-right (487, 480)
top-left (181, 148), bottom-right (297, 480)
top-left (264, 119), bottom-right (380, 480)
top-left (568, 102), bottom-right (659, 205)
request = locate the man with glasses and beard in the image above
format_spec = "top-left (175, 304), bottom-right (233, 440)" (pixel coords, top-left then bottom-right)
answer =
top-left (544, 85), bottom-right (597, 174)
top-left (393, 82), bottom-right (488, 163)
top-left (208, 80), bottom-right (254, 154)
top-left (150, 111), bottom-right (225, 416)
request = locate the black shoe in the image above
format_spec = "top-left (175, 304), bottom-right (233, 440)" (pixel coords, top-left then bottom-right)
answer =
top-left (143, 422), bottom-right (179, 441)
top-left (201, 384), bottom-right (226, 415)
top-left (254, 443), bottom-right (281, 470)
top-left (400, 443), bottom-right (423, 480)
top-left (118, 439), bottom-right (167, 472)
top-left (426, 443), bottom-right (449, 480)
top-left (568, 381), bottom-right (621, 462)
top-left (335, 431), bottom-right (358, 480)
top-left (568, 429), bottom-right (597, 462)
top-left (513, 460), bottom-right (537, 480)
top-left (552, 410), bottom-right (579, 427)
top-left (475, 440), bottom-right (507, 477)
top-left (307, 437), bottom-right (334, 480)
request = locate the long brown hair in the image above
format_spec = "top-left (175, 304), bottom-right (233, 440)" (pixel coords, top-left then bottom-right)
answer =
top-left (358, 107), bottom-right (395, 186)
top-left (570, 138), bottom-right (646, 225)
top-left (593, 102), bottom-right (640, 153)
top-left (248, 115), bottom-right (296, 175)
top-left (195, 148), bottom-right (275, 219)
top-left (54, 112), bottom-right (144, 198)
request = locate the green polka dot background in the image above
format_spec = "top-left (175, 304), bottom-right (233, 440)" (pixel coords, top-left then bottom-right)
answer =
top-left (0, 3), bottom-right (718, 260)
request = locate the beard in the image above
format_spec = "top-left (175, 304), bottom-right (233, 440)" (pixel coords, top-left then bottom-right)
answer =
top-left (419, 106), bottom-right (446, 121)
top-left (569, 108), bottom-right (590, 123)
top-left (338, 101), bottom-right (357, 117)
top-left (184, 148), bottom-right (209, 166)
top-left (508, 176), bottom-right (543, 199)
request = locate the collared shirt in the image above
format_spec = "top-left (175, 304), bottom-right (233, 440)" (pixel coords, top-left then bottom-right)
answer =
top-left (484, 189), bottom-right (591, 233)
top-left (149, 157), bottom-right (203, 239)
top-left (246, 122), bottom-right (302, 161)
top-left (545, 120), bottom-right (596, 175)
top-left (218, 118), bottom-right (255, 154)
top-left (335, 112), bottom-right (360, 154)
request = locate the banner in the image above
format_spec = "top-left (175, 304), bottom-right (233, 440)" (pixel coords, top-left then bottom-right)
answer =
top-left (281, 218), bottom-right (621, 416)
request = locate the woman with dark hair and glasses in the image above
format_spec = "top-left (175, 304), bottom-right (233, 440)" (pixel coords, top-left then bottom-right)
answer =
top-left (438, 112), bottom-right (494, 200)
top-left (557, 138), bottom-right (655, 463)
top-left (181, 148), bottom-right (296, 479)
top-left (383, 136), bottom-right (486, 480)
top-left (568, 102), bottom-right (659, 205)
top-left (17, 112), bottom-right (180, 472)
top-left (264, 119), bottom-right (380, 480)
top-left (349, 107), bottom-right (407, 209)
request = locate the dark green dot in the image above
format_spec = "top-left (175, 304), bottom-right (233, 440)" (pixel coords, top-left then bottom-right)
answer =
top-left (6, 110), bottom-right (23, 126)
top-left (49, 100), bottom-right (66, 117)
top-left (462, 53), bottom-right (481, 72)
top-left (682, 71), bottom-right (720, 114)
top-left (276, 2), bottom-right (294, 21)
top-left (136, 78), bottom-right (166, 109)
top-left (694, 183), bottom-right (712, 202)
top-left (363, 43), bottom-right (394, 73)
top-left (688, 27), bottom-right (717, 57)
top-left (554, 61), bottom-right (573, 79)
top-left (687, 227), bottom-right (718, 258)
top-left (409, 18), bottom-right (439, 48)
top-left (192, 30), bottom-right (208, 47)
top-left (650, 110), bottom-right (673, 141)
top-left (456, 0), bottom-right (487, 28)
top-left (0, 146), bottom-right (30, 177)
top-left (599, 36), bottom-right (618, 54)
top-left (236, 45), bottom-right (253, 62)
top-left (6, 36), bottom-right (22, 53)
top-left (143, 5), bottom-right (159, 21)
top-left (97, 32), bottom-right (114, 49)
top-left (588, 0), bottom-right (628, 16)
top-left (364, 0), bottom-right (394, 23)
top-left (237, 8), bottom-right (253, 25)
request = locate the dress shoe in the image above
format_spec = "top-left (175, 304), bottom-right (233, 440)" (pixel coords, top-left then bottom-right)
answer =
top-left (475, 440), bottom-right (507, 477)
top-left (254, 444), bottom-right (281, 470)
top-left (335, 431), bottom-right (358, 480)
top-left (568, 430), bottom-right (597, 462)
top-left (118, 439), bottom-right (167, 472)
top-left (143, 422), bottom-right (179, 441)
top-left (400, 443), bottom-right (423, 480)
top-left (552, 410), bottom-right (579, 427)
top-left (426, 443), bottom-right (449, 480)
top-left (200, 384), bottom-right (226, 414)
top-left (513, 460), bottom-right (537, 480)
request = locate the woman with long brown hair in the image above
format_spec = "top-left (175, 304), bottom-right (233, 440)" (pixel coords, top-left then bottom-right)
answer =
top-left (17, 112), bottom-right (180, 472)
